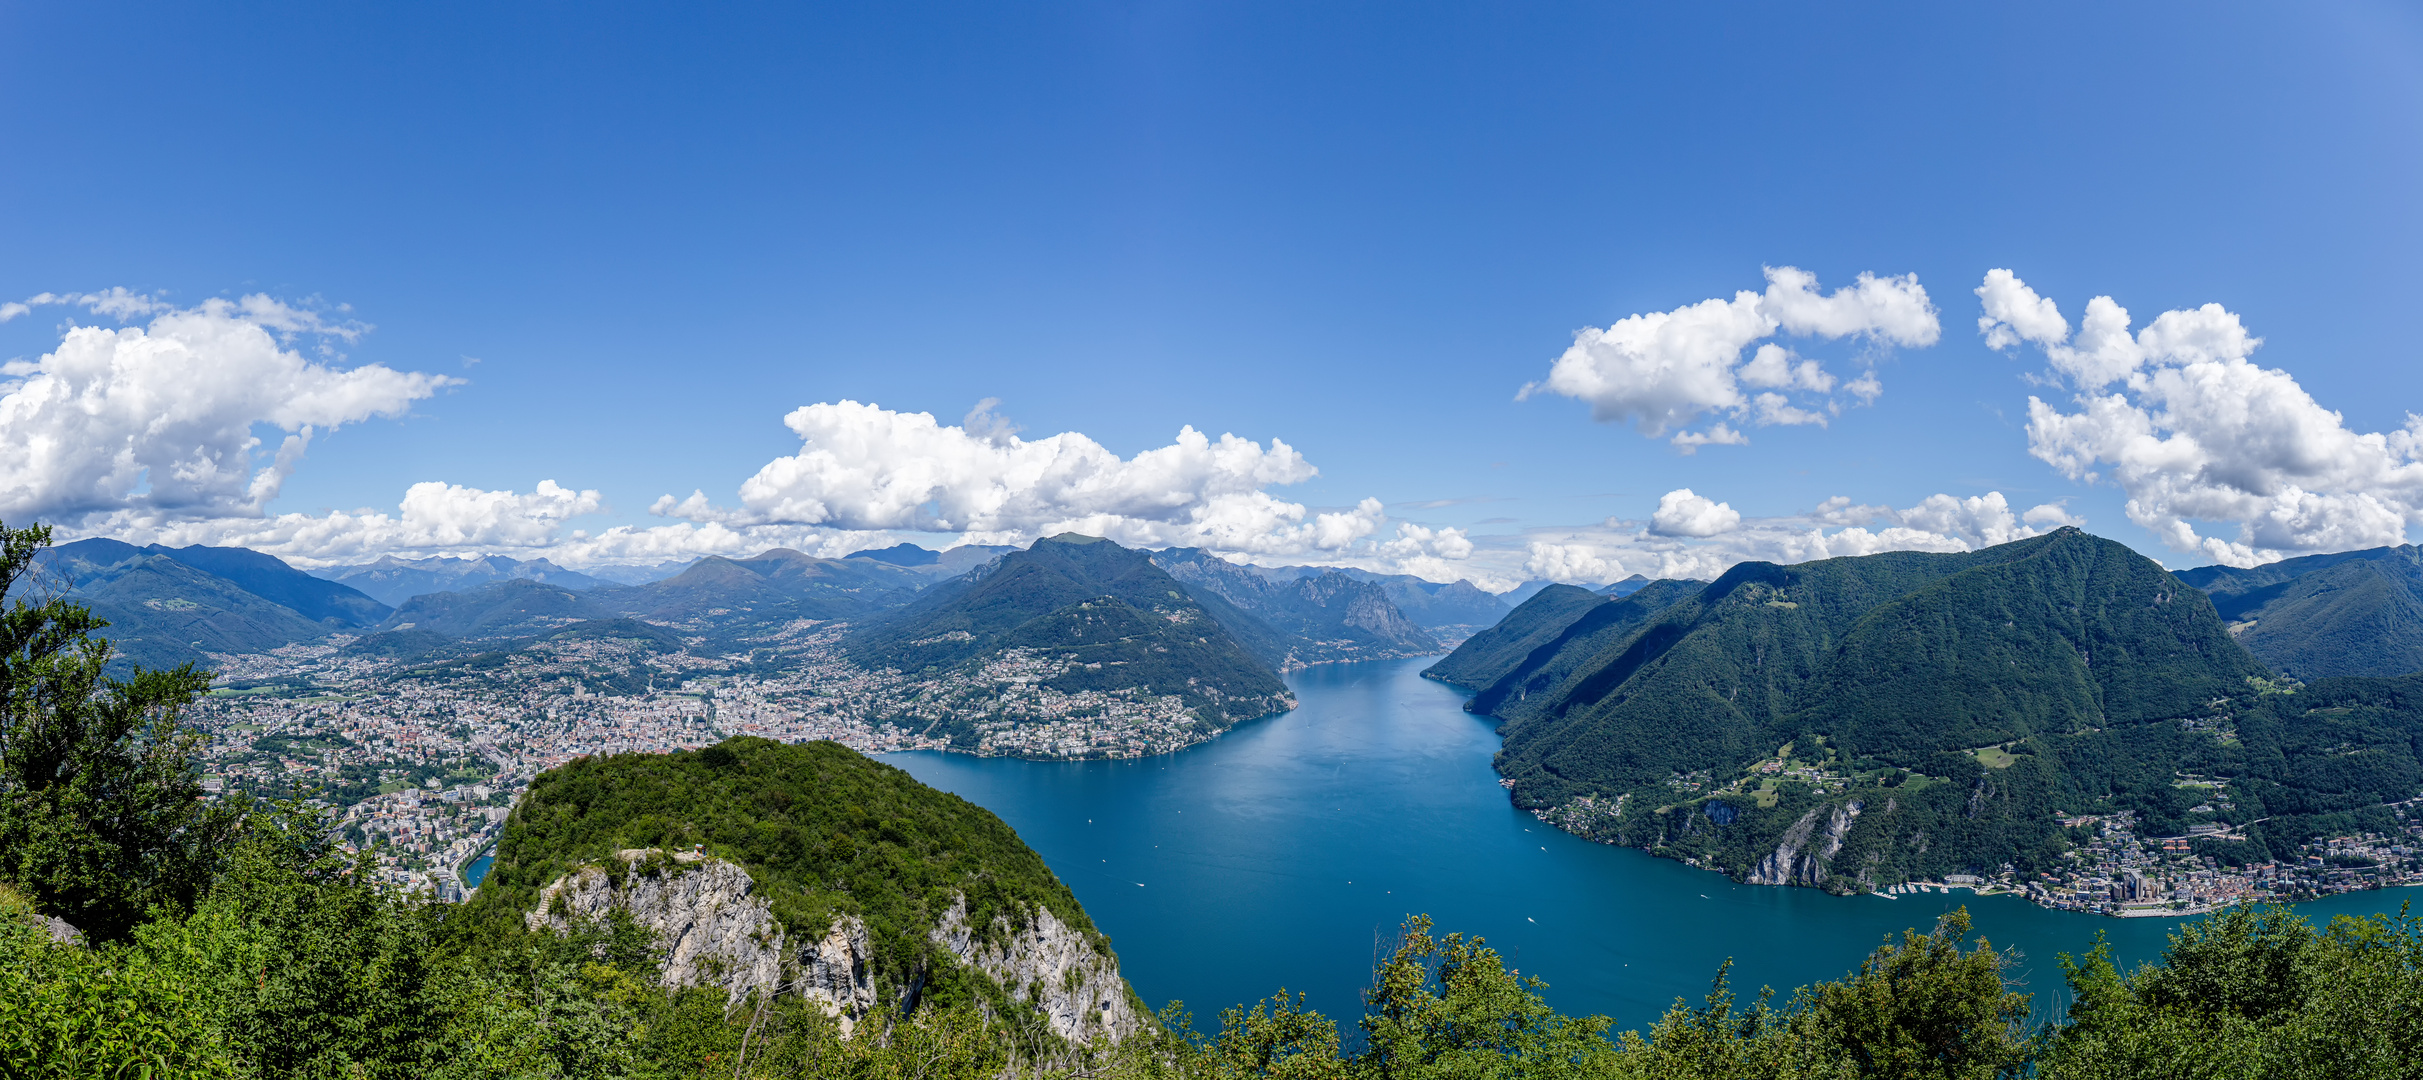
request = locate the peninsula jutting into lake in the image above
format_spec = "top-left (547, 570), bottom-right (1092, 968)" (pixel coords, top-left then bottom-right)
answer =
top-left (10, 5), bottom-right (2423, 1071)
top-left (120, 526), bottom-right (2423, 918)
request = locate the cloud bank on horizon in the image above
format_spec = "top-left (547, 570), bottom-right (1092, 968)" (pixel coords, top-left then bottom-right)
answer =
top-left (6, 267), bottom-right (2412, 587)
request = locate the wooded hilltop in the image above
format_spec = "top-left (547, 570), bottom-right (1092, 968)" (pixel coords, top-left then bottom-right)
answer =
top-left (7, 520), bottom-right (2423, 1077)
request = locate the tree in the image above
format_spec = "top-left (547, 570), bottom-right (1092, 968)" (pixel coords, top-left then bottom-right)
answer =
top-left (1788, 910), bottom-right (2030, 1080)
top-left (1357, 915), bottom-right (1619, 1080)
top-left (0, 521), bottom-right (234, 941)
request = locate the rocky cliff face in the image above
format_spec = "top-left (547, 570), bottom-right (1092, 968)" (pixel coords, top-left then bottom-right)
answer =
top-left (1295, 573), bottom-right (1430, 646)
top-left (527, 850), bottom-right (1144, 1045)
top-left (928, 894), bottom-right (1146, 1045)
top-left (1744, 801), bottom-right (1864, 888)
top-left (526, 849), bottom-right (874, 1027)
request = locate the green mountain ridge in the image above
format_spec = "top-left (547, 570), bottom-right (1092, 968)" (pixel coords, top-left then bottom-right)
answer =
top-left (2176, 544), bottom-right (2423, 680)
top-left (1436, 528), bottom-right (2376, 890)
top-left (1427, 579), bottom-right (1701, 716)
top-left (846, 535), bottom-right (1291, 734)
top-left (24, 539), bottom-right (390, 669)
top-left (312, 552), bottom-right (607, 607)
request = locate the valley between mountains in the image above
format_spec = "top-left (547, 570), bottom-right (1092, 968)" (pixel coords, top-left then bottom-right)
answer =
top-left (19, 525), bottom-right (2423, 917)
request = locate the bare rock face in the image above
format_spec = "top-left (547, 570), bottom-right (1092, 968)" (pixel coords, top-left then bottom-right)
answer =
top-left (528, 853), bottom-right (1141, 1046)
top-left (1744, 800), bottom-right (1864, 887)
top-left (527, 849), bottom-right (874, 1027)
top-left (929, 894), bottom-right (1146, 1045)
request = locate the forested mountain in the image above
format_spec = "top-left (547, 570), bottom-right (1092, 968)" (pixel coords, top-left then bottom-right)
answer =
top-left (377, 578), bottom-right (616, 640)
top-left (22, 538), bottom-right (390, 668)
top-left (1598, 575), bottom-right (1652, 597)
top-left (1448, 529), bottom-right (2330, 891)
top-left (460, 737), bottom-right (1145, 1042)
top-left (1423, 584), bottom-right (1609, 689)
top-left (844, 541), bottom-right (1015, 577)
top-left (846, 535), bottom-right (1290, 728)
top-left (1501, 577), bottom-right (1631, 606)
top-left (140, 543), bottom-right (393, 626)
top-left (314, 553), bottom-right (608, 606)
top-left (2175, 544), bottom-right (2423, 679)
top-left (608, 547), bottom-right (932, 637)
top-left (1426, 579), bottom-right (1700, 716)
top-left (1203, 561), bottom-right (1511, 630)
top-left (1150, 547), bottom-right (1438, 668)
top-left (1383, 577), bottom-right (1511, 628)
top-left (368, 548), bottom-right (934, 648)
top-left (7, 511), bottom-right (2420, 1076)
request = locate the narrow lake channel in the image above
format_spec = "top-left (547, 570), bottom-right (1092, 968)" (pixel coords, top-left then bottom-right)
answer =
top-left (886, 657), bottom-right (2413, 1029)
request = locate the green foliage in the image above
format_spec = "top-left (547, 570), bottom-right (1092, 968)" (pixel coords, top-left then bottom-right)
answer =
top-left (1353, 915), bottom-right (1620, 1079)
top-left (1208, 992), bottom-right (1348, 1079)
top-left (2038, 904), bottom-right (2423, 1079)
top-left (1472, 530), bottom-right (2283, 888)
top-left (1426, 585), bottom-right (1607, 692)
top-left (1785, 910), bottom-right (2029, 1079)
top-left (2179, 543), bottom-right (2423, 681)
top-left (0, 520), bottom-right (241, 941)
top-left (849, 534), bottom-right (1289, 726)
top-left (455, 736), bottom-right (1111, 996)
top-left (1458, 580), bottom-right (1701, 717)
top-left (128, 803), bottom-right (448, 1076)
top-left (379, 578), bottom-right (614, 639)
top-left (0, 884), bottom-right (234, 1079)
top-left (22, 537), bottom-right (356, 670)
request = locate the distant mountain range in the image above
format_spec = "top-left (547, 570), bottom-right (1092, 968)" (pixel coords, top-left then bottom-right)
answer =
top-left (1150, 548), bottom-right (1439, 668)
top-left (312, 554), bottom-right (613, 606)
top-left (1236, 563), bottom-right (1513, 631)
top-left (26, 539), bottom-right (391, 669)
top-left (2174, 544), bottom-right (2423, 680)
top-left (844, 542), bottom-right (1014, 577)
top-left (24, 533), bottom-right (1443, 729)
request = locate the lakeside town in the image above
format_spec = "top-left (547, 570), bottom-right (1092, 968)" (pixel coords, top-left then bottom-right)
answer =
top-left (191, 626), bottom-right (2422, 914)
top-left (1528, 756), bottom-right (2423, 919)
top-left (189, 625), bottom-right (1244, 895)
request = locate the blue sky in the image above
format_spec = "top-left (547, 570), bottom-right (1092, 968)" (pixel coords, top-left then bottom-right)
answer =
top-left (4, 2), bottom-right (2421, 585)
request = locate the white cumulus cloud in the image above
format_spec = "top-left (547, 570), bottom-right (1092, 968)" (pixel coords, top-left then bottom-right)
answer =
top-left (0, 292), bottom-right (454, 528)
top-left (1519, 266), bottom-right (1938, 449)
top-left (1523, 542), bottom-right (1627, 585)
top-left (1477, 489), bottom-right (2079, 590)
top-left (1981, 269), bottom-right (2423, 567)
top-left (1650, 489), bottom-right (1742, 537)
top-left (93, 480), bottom-right (607, 566)
top-left (653, 399), bottom-right (1400, 562)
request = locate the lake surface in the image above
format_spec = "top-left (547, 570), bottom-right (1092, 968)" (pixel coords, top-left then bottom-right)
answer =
top-left (886, 657), bottom-right (2414, 1030)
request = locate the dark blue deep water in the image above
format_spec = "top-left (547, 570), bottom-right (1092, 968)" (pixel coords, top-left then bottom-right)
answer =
top-left (886, 658), bottom-right (2413, 1030)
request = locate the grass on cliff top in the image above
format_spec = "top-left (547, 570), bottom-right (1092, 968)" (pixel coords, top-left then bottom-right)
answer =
top-left (453, 736), bottom-right (1103, 988)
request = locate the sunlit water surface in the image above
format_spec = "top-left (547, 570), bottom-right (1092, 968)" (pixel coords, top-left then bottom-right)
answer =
top-left (882, 658), bottom-right (2411, 1029)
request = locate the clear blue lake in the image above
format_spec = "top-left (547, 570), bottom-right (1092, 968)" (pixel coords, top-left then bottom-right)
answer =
top-left (884, 657), bottom-right (2415, 1030)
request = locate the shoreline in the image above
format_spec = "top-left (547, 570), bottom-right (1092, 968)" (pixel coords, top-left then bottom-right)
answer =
top-left (1586, 827), bottom-right (2415, 919)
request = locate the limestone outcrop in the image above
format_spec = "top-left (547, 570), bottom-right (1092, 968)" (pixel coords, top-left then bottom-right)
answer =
top-left (526, 851), bottom-right (1144, 1045)
top-left (1743, 800), bottom-right (1864, 888)
top-left (929, 894), bottom-right (1146, 1045)
top-left (527, 850), bottom-right (874, 1026)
